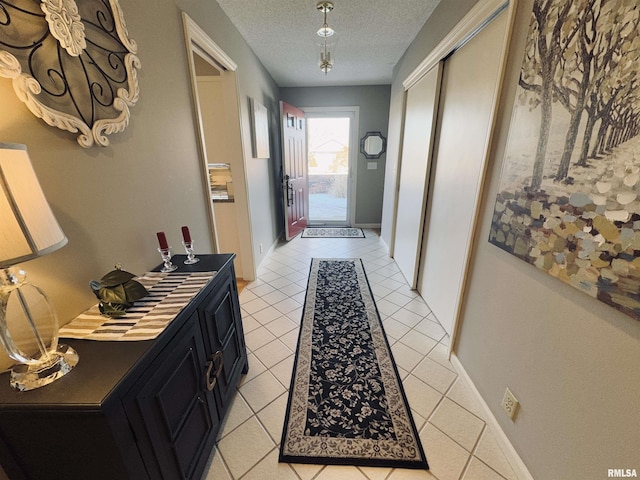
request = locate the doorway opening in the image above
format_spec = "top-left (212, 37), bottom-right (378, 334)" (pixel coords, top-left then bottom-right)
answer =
top-left (304, 108), bottom-right (358, 227)
top-left (192, 55), bottom-right (244, 277)
top-left (183, 13), bottom-right (256, 280)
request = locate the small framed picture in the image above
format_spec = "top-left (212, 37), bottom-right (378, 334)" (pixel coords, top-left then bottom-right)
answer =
top-left (251, 98), bottom-right (270, 158)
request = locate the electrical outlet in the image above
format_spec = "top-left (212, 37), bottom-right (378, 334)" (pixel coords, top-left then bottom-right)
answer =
top-left (502, 388), bottom-right (519, 420)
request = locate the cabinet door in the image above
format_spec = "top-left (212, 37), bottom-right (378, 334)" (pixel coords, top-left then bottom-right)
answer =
top-left (199, 270), bottom-right (246, 409)
top-left (124, 314), bottom-right (219, 480)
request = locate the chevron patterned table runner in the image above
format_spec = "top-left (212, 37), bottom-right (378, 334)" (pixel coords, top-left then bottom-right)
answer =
top-left (59, 271), bottom-right (216, 341)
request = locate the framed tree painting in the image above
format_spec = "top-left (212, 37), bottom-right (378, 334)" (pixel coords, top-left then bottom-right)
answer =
top-left (489, 0), bottom-right (640, 320)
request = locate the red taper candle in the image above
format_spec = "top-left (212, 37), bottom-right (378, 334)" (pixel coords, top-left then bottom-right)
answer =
top-left (181, 226), bottom-right (191, 243)
top-left (156, 231), bottom-right (168, 250)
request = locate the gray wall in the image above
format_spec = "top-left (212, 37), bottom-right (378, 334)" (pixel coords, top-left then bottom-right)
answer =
top-left (280, 85), bottom-right (391, 226)
top-left (382, 0), bottom-right (640, 478)
top-left (0, 0), bottom-right (281, 369)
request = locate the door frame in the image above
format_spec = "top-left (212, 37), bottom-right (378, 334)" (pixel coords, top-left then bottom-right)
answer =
top-left (391, 0), bottom-right (515, 350)
top-left (182, 12), bottom-right (256, 280)
top-left (302, 106), bottom-right (359, 227)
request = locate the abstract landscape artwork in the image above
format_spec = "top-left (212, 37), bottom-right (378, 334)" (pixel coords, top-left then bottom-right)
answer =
top-left (489, 0), bottom-right (640, 320)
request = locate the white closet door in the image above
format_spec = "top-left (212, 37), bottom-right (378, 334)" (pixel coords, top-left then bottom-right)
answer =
top-left (418, 10), bottom-right (508, 336)
top-left (393, 63), bottom-right (442, 286)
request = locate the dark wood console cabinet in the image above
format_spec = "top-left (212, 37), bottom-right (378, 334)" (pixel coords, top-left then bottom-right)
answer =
top-left (0, 254), bottom-right (248, 480)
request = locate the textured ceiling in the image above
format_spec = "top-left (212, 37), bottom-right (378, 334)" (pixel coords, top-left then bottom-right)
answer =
top-left (216, 0), bottom-right (442, 87)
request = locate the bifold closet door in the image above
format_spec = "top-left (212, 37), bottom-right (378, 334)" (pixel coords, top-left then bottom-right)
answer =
top-left (393, 63), bottom-right (442, 287)
top-left (417, 9), bottom-right (508, 336)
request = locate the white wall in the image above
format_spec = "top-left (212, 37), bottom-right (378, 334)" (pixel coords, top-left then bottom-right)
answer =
top-left (383, 0), bottom-right (640, 478)
top-left (0, 0), bottom-right (281, 369)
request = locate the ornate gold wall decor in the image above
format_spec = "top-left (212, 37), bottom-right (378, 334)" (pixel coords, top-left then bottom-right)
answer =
top-left (0, 0), bottom-right (140, 147)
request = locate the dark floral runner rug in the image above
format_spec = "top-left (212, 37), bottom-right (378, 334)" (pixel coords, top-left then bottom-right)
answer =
top-left (279, 258), bottom-right (428, 469)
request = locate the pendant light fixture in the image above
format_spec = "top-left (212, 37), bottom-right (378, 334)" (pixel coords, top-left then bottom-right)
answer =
top-left (317, 1), bottom-right (335, 74)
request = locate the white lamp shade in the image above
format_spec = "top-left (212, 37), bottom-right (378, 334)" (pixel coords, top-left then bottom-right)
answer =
top-left (0, 143), bottom-right (67, 268)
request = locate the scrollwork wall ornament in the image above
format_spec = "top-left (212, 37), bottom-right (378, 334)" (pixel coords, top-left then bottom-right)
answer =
top-left (41, 0), bottom-right (86, 56)
top-left (0, 0), bottom-right (141, 147)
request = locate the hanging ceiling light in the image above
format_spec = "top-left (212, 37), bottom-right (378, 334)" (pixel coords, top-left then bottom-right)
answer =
top-left (316, 1), bottom-right (335, 74)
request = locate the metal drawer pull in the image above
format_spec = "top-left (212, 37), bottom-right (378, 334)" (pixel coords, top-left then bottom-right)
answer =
top-left (205, 351), bottom-right (224, 391)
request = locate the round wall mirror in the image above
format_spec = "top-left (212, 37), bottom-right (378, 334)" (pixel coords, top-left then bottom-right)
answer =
top-left (360, 131), bottom-right (387, 159)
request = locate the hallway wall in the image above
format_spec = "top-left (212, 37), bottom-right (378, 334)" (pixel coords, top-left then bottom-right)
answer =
top-left (0, 0), bottom-right (281, 369)
top-left (382, 0), bottom-right (640, 478)
top-left (280, 85), bottom-right (391, 226)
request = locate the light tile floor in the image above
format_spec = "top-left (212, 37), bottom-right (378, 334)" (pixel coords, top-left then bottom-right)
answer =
top-left (204, 230), bottom-right (521, 480)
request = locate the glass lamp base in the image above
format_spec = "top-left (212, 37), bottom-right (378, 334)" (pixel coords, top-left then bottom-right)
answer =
top-left (10, 344), bottom-right (79, 391)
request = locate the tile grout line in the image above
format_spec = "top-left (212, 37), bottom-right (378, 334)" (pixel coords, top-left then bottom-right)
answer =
top-left (221, 230), bottom-right (514, 480)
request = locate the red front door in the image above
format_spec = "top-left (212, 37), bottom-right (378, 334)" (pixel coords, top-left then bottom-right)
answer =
top-left (280, 101), bottom-right (308, 240)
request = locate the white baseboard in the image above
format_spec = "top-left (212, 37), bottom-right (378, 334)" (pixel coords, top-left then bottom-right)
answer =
top-left (450, 353), bottom-right (534, 480)
top-left (266, 235), bottom-right (280, 257)
top-left (255, 234), bottom-right (282, 275)
top-left (354, 223), bottom-right (381, 229)
top-left (379, 235), bottom-right (390, 254)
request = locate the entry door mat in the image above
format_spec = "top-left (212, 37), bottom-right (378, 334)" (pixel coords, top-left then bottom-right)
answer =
top-left (279, 258), bottom-right (428, 469)
top-left (301, 227), bottom-right (365, 238)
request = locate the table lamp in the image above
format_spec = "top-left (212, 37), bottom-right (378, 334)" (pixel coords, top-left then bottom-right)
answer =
top-left (0, 143), bottom-right (78, 391)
